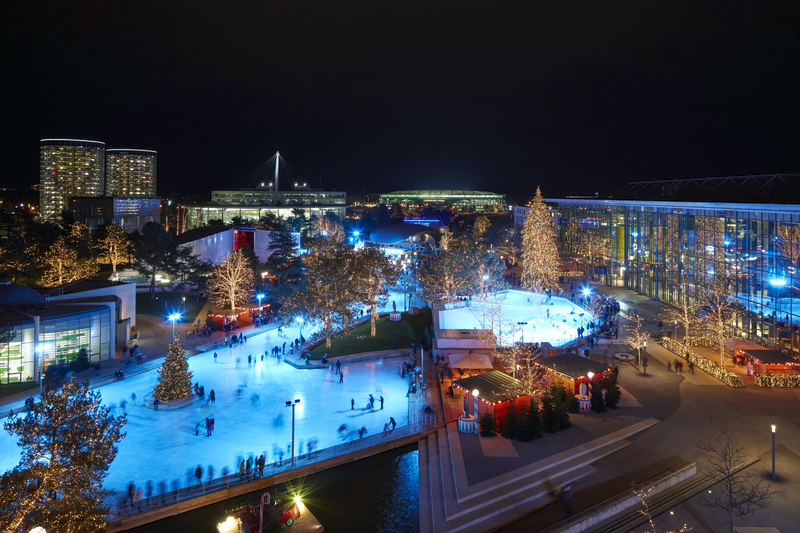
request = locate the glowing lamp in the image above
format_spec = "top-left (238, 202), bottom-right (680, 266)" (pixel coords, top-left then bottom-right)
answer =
top-left (772, 424), bottom-right (776, 433)
top-left (587, 372), bottom-right (594, 380)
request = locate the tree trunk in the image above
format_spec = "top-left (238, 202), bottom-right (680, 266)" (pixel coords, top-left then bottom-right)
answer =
top-left (370, 302), bottom-right (378, 336)
top-left (111, 257), bottom-right (117, 272)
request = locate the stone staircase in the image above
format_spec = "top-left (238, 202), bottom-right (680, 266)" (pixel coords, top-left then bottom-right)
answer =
top-left (419, 418), bottom-right (659, 532)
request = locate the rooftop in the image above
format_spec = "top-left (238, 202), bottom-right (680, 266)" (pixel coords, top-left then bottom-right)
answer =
top-left (368, 223), bottom-right (439, 244)
top-left (616, 174), bottom-right (800, 204)
top-left (0, 283), bottom-right (46, 308)
top-left (535, 352), bottom-right (609, 380)
top-left (452, 370), bottom-right (528, 403)
top-left (37, 279), bottom-right (127, 298)
top-left (381, 190), bottom-right (504, 198)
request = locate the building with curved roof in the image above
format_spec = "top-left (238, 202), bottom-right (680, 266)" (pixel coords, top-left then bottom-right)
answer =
top-left (379, 189), bottom-right (506, 213)
top-left (368, 223), bottom-right (439, 255)
top-left (0, 282), bottom-right (117, 385)
top-left (105, 148), bottom-right (157, 196)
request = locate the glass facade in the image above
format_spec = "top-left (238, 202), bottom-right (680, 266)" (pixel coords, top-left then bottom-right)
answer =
top-left (39, 139), bottom-right (106, 220)
top-left (379, 190), bottom-right (507, 213)
top-left (210, 190), bottom-right (346, 206)
top-left (105, 149), bottom-right (157, 196)
top-left (179, 204), bottom-right (347, 232)
top-left (547, 199), bottom-right (800, 354)
top-left (0, 307), bottom-right (112, 384)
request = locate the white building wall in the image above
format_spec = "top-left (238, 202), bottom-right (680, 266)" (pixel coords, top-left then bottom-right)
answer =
top-left (46, 283), bottom-right (137, 328)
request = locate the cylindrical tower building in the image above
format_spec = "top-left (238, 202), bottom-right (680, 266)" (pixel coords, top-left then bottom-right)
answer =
top-left (105, 148), bottom-right (157, 196)
top-left (39, 138), bottom-right (106, 221)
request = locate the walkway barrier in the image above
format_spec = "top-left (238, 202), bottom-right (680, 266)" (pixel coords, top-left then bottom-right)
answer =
top-left (660, 337), bottom-right (743, 388)
top-left (106, 416), bottom-right (437, 522)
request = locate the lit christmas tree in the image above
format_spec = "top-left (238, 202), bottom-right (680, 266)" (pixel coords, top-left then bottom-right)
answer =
top-left (0, 378), bottom-right (126, 532)
top-left (154, 338), bottom-right (193, 401)
top-left (521, 186), bottom-right (561, 293)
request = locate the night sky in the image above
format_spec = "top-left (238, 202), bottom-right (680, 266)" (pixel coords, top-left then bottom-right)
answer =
top-left (2, 1), bottom-right (799, 199)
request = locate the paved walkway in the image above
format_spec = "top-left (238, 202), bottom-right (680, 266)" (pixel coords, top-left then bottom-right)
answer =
top-left (499, 286), bottom-right (800, 533)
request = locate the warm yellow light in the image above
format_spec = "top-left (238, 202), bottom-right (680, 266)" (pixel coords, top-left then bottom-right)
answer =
top-left (216, 516), bottom-right (239, 533)
top-left (294, 495), bottom-right (302, 505)
top-left (472, 389), bottom-right (479, 397)
top-left (771, 424), bottom-right (776, 433)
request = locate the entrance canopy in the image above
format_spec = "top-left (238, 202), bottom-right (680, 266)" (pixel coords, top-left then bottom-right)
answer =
top-left (743, 349), bottom-right (798, 365)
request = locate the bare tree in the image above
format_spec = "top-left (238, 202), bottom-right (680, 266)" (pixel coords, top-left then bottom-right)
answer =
top-left (665, 283), bottom-right (699, 352)
top-left (96, 224), bottom-right (131, 273)
top-left (206, 249), bottom-right (254, 310)
top-left (700, 278), bottom-right (736, 367)
top-left (625, 312), bottom-right (649, 369)
top-left (438, 226), bottom-right (453, 251)
top-left (634, 486), bottom-right (693, 533)
top-left (698, 425), bottom-right (773, 532)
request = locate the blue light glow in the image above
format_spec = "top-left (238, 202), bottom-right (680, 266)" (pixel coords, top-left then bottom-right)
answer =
top-left (769, 277), bottom-right (787, 287)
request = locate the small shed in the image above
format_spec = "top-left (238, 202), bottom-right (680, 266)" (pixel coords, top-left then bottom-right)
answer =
top-left (744, 349), bottom-right (799, 376)
top-left (535, 352), bottom-right (609, 395)
top-left (452, 371), bottom-right (530, 432)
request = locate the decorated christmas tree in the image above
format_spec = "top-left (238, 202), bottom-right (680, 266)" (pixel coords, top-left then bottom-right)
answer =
top-left (521, 186), bottom-right (561, 293)
top-left (154, 338), bottom-right (193, 401)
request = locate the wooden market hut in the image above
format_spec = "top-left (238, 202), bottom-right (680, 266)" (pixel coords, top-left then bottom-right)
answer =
top-left (535, 352), bottom-right (609, 395)
top-left (724, 339), bottom-right (800, 376)
top-left (452, 370), bottom-right (530, 432)
top-left (743, 349), bottom-right (799, 376)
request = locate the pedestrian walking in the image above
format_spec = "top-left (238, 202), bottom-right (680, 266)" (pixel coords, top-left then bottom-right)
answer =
top-left (689, 361), bottom-right (694, 374)
top-left (248, 354), bottom-right (252, 367)
top-left (205, 417), bottom-right (211, 437)
top-left (258, 454), bottom-right (265, 477)
top-left (667, 362), bottom-right (672, 372)
top-left (131, 392), bottom-right (137, 405)
top-left (239, 459), bottom-right (245, 479)
top-left (210, 389), bottom-right (216, 404)
top-left (146, 480), bottom-right (153, 504)
top-left (380, 395), bottom-right (384, 409)
top-left (213, 352), bottom-right (218, 363)
top-left (351, 398), bottom-right (355, 410)
top-left (339, 371), bottom-right (344, 383)
top-left (195, 465), bottom-right (203, 484)
top-left (153, 398), bottom-right (160, 410)
top-left (195, 422), bottom-right (200, 436)
top-left (246, 457), bottom-right (252, 478)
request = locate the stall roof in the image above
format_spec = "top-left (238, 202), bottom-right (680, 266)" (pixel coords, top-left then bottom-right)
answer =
top-left (535, 352), bottom-right (608, 380)
top-left (452, 371), bottom-right (526, 403)
top-left (445, 351), bottom-right (494, 369)
top-left (745, 349), bottom-right (799, 365)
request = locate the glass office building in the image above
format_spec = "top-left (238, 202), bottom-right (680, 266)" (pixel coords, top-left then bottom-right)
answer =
top-left (105, 149), bottom-right (157, 196)
top-left (39, 139), bottom-right (106, 220)
top-left (0, 284), bottom-right (112, 384)
top-left (546, 197), bottom-right (800, 354)
top-left (379, 190), bottom-right (507, 213)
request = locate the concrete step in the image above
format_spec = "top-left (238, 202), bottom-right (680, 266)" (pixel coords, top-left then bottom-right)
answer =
top-left (589, 471), bottom-right (717, 533)
top-left (418, 437), bottom-right (433, 533)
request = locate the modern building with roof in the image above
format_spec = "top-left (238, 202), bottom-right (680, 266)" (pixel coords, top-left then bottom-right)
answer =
top-left (379, 190), bottom-right (507, 213)
top-left (0, 282), bottom-right (116, 385)
top-left (69, 195), bottom-right (161, 232)
top-left (176, 226), bottom-right (300, 265)
top-left (105, 148), bottom-right (157, 196)
top-left (514, 174), bottom-right (800, 355)
top-left (368, 223), bottom-right (439, 255)
top-left (39, 138), bottom-right (106, 220)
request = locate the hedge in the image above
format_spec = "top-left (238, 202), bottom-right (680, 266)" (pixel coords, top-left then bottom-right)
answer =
top-left (754, 374), bottom-right (800, 388)
top-left (660, 337), bottom-right (743, 388)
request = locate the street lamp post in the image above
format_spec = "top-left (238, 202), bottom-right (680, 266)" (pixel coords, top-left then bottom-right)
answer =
top-left (286, 399), bottom-right (301, 466)
top-left (771, 424), bottom-right (776, 480)
top-left (472, 389), bottom-right (480, 434)
top-left (168, 313), bottom-right (181, 340)
top-left (256, 293), bottom-right (265, 321)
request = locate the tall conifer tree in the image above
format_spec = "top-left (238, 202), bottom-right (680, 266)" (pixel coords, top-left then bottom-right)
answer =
top-left (521, 186), bottom-right (561, 293)
top-left (154, 339), bottom-right (193, 401)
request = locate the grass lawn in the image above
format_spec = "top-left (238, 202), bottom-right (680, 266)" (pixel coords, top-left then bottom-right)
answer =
top-left (308, 308), bottom-right (432, 359)
top-left (136, 292), bottom-right (206, 322)
top-left (0, 381), bottom-right (38, 399)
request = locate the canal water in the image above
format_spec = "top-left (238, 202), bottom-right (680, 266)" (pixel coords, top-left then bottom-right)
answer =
top-left (130, 445), bottom-right (419, 533)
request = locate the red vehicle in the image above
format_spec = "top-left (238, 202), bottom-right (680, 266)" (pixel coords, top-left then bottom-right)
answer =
top-left (219, 492), bottom-right (301, 533)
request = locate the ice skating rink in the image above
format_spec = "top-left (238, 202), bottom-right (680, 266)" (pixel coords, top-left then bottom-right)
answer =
top-left (437, 290), bottom-right (590, 347)
top-left (0, 323), bottom-right (410, 494)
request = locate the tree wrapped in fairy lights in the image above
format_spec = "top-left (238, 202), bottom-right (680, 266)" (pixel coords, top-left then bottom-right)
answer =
top-left (154, 338), bottom-right (193, 401)
top-left (521, 186), bottom-right (561, 293)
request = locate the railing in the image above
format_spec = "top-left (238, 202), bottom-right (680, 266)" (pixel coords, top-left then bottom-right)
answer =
top-left (107, 415), bottom-right (437, 521)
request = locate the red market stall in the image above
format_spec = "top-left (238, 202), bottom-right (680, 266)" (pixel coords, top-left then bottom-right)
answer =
top-left (452, 371), bottom-right (530, 433)
top-left (534, 352), bottom-right (609, 396)
top-left (743, 349), bottom-right (800, 376)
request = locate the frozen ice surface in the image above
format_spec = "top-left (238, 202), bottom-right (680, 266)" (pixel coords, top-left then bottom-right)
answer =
top-left (0, 324), bottom-right (411, 494)
top-left (438, 290), bottom-right (589, 347)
